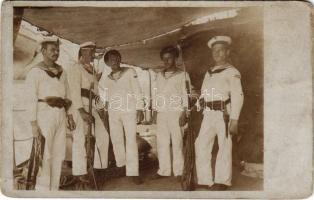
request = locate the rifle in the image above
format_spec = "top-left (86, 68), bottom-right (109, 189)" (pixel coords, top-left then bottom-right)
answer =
top-left (97, 108), bottom-right (110, 133)
top-left (85, 82), bottom-right (98, 190)
top-left (177, 43), bottom-right (196, 191)
top-left (25, 139), bottom-right (36, 190)
top-left (26, 134), bottom-right (45, 190)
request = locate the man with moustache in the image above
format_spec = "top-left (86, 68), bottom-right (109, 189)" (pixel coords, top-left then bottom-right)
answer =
top-left (150, 46), bottom-right (190, 182)
top-left (195, 36), bottom-right (244, 190)
top-left (67, 42), bottom-right (109, 186)
top-left (98, 50), bottom-right (144, 185)
top-left (26, 36), bottom-right (76, 190)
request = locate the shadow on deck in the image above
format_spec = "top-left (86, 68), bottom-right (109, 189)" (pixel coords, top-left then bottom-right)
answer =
top-left (60, 160), bottom-right (263, 191)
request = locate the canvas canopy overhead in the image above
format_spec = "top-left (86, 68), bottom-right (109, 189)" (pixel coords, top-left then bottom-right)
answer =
top-left (20, 7), bottom-right (260, 68)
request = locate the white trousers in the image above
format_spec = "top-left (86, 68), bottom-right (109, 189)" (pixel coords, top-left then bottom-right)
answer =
top-left (71, 106), bottom-right (109, 176)
top-left (35, 107), bottom-right (66, 191)
top-left (156, 112), bottom-right (184, 176)
top-left (108, 111), bottom-right (139, 176)
top-left (195, 111), bottom-right (232, 186)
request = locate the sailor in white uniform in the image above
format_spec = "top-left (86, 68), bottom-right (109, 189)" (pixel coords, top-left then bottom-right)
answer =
top-left (98, 50), bottom-right (144, 185)
top-left (26, 37), bottom-right (76, 190)
top-left (151, 46), bottom-right (190, 181)
top-left (67, 42), bottom-right (109, 184)
top-left (195, 36), bottom-right (244, 190)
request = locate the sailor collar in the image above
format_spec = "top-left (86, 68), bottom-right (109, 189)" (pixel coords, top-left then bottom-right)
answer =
top-left (161, 67), bottom-right (182, 79)
top-left (208, 64), bottom-right (231, 76)
top-left (108, 67), bottom-right (129, 81)
top-left (36, 61), bottom-right (63, 79)
top-left (79, 62), bottom-right (94, 75)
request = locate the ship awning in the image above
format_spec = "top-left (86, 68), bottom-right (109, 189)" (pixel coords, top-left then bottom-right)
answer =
top-left (21, 6), bottom-right (261, 68)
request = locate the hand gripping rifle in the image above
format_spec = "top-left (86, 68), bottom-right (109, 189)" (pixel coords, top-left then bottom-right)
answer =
top-left (177, 43), bottom-right (196, 191)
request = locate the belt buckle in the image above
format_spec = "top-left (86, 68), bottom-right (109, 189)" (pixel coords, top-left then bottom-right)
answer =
top-left (221, 102), bottom-right (225, 111)
top-left (209, 102), bottom-right (216, 111)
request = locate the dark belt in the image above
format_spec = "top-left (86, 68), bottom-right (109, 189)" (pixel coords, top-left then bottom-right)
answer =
top-left (205, 98), bottom-right (231, 138)
top-left (38, 97), bottom-right (71, 110)
top-left (205, 99), bottom-right (230, 111)
top-left (81, 88), bottom-right (97, 100)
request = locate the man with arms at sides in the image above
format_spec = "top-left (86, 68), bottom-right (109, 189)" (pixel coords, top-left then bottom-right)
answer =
top-left (26, 36), bottom-right (76, 190)
top-left (151, 46), bottom-right (190, 182)
top-left (98, 50), bottom-right (145, 185)
top-left (67, 42), bottom-right (109, 186)
top-left (195, 36), bottom-right (244, 191)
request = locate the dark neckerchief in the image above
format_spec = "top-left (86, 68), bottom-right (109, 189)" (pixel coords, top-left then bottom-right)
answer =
top-left (80, 62), bottom-right (94, 75)
top-left (161, 67), bottom-right (182, 79)
top-left (208, 65), bottom-right (231, 76)
top-left (108, 67), bottom-right (129, 81)
top-left (37, 62), bottom-right (63, 79)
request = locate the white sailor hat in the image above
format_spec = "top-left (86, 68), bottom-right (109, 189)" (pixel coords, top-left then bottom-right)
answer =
top-left (80, 41), bottom-right (96, 48)
top-left (207, 36), bottom-right (232, 49)
top-left (38, 36), bottom-right (60, 45)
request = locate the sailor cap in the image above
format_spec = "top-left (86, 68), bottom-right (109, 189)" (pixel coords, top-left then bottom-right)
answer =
top-left (207, 36), bottom-right (232, 49)
top-left (38, 36), bottom-right (60, 45)
top-left (80, 41), bottom-right (96, 48)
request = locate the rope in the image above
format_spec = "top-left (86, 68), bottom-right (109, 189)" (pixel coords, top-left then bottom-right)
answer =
top-left (177, 42), bottom-right (196, 191)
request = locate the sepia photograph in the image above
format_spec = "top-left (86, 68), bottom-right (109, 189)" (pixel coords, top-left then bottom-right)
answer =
top-left (12, 5), bottom-right (263, 192)
top-left (1, 1), bottom-right (312, 199)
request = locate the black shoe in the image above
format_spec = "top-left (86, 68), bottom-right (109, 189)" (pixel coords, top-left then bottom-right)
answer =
top-left (77, 174), bottom-right (90, 183)
top-left (116, 166), bottom-right (126, 176)
top-left (131, 176), bottom-right (144, 185)
top-left (74, 175), bottom-right (90, 190)
top-left (151, 173), bottom-right (165, 180)
top-left (59, 175), bottom-right (76, 189)
top-left (209, 183), bottom-right (229, 191)
top-left (196, 184), bottom-right (210, 189)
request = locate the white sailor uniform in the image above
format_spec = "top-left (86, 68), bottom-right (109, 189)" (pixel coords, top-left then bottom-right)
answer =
top-left (26, 62), bottom-right (70, 190)
top-left (152, 68), bottom-right (189, 176)
top-left (98, 67), bottom-right (144, 176)
top-left (195, 64), bottom-right (244, 186)
top-left (67, 62), bottom-right (109, 176)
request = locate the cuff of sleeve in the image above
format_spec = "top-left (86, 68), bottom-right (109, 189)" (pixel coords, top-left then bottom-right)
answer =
top-left (137, 104), bottom-right (145, 111)
top-left (67, 106), bottom-right (73, 115)
top-left (230, 112), bottom-right (240, 120)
